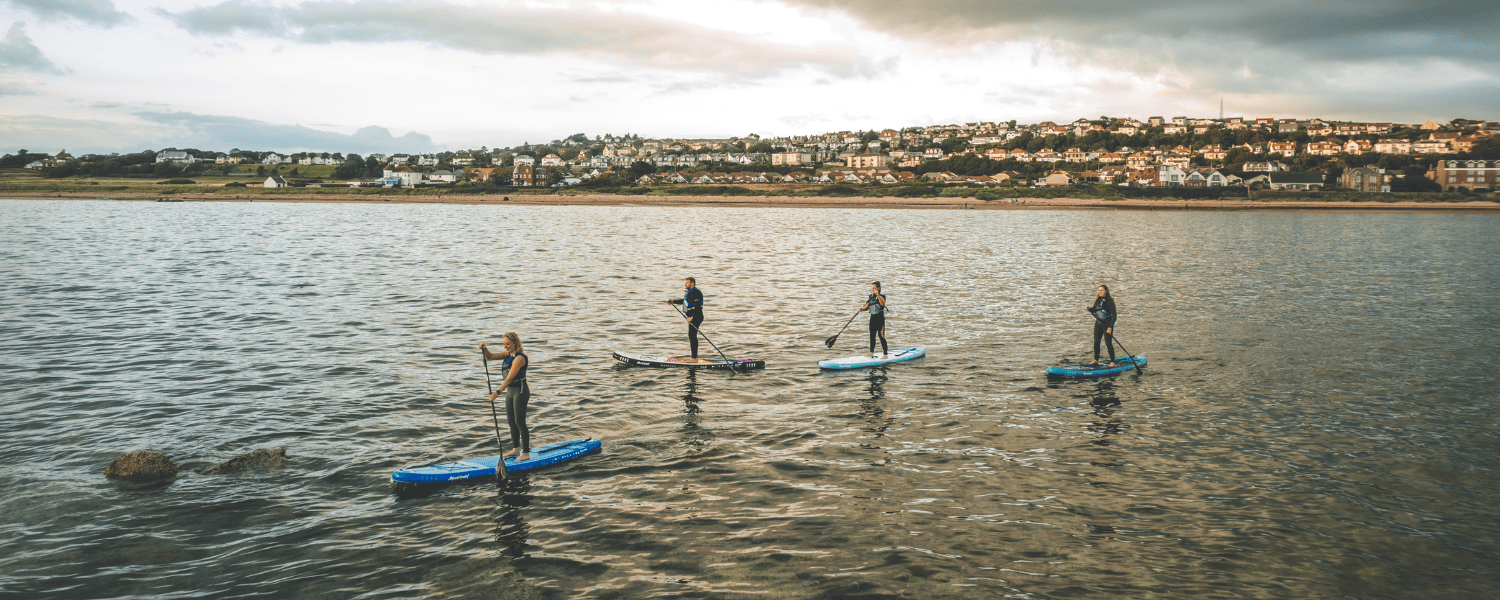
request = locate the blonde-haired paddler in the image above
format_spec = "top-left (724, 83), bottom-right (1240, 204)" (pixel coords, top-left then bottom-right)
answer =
top-left (480, 332), bottom-right (530, 461)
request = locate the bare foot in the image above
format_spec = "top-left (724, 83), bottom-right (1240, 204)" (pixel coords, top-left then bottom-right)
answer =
top-left (517, 453), bottom-right (530, 461)
top-left (503, 449), bottom-right (519, 458)
top-left (865, 352), bottom-right (876, 357)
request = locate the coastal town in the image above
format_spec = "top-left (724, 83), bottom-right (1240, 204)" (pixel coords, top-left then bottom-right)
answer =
top-left (7, 115), bottom-right (1499, 195)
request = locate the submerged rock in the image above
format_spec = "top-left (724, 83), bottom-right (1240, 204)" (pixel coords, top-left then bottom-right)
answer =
top-left (105, 451), bottom-right (179, 481)
top-left (206, 447), bottom-right (288, 475)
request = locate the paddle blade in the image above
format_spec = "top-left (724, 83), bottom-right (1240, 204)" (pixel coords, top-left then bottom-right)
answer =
top-left (824, 334), bottom-right (838, 348)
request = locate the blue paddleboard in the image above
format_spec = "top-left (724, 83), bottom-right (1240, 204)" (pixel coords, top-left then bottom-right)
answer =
top-left (818, 346), bottom-right (925, 370)
top-left (391, 438), bottom-right (601, 484)
top-left (1046, 356), bottom-right (1146, 378)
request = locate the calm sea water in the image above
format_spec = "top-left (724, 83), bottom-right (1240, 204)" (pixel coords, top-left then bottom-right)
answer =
top-left (1, 199), bottom-right (1497, 599)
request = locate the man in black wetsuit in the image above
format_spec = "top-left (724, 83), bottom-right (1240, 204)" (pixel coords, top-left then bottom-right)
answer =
top-left (667, 277), bottom-right (706, 363)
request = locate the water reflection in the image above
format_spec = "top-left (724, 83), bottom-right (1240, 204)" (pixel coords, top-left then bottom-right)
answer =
top-left (1086, 380), bottom-right (1125, 446)
top-left (679, 370), bottom-right (715, 449)
top-left (491, 475), bottom-right (533, 558)
top-left (860, 367), bottom-right (893, 445)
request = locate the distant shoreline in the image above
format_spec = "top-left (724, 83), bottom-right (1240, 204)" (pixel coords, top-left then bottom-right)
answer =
top-left (6, 191), bottom-right (1500, 212)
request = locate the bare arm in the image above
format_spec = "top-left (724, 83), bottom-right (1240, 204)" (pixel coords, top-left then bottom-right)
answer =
top-left (479, 344), bottom-right (512, 361)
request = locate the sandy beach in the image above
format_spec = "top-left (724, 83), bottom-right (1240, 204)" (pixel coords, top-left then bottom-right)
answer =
top-left (10, 190), bottom-right (1500, 212)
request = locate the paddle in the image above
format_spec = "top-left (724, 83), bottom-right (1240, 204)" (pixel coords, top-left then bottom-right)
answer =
top-left (481, 348), bottom-right (509, 479)
top-left (824, 308), bottom-right (862, 348)
top-left (1089, 313), bottom-right (1142, 375)
top-left (668, 303), bottom-right (736, 367)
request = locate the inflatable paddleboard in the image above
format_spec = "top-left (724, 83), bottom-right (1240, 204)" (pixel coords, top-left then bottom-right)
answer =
top-left (612, 352), bottom-right (765, 370)
top-left (391, 438), bottom-right (601, 484)
top-left (1045, 356), bottom-right (1146, 379)
top-left (818, 346), bottom-right (926, 370)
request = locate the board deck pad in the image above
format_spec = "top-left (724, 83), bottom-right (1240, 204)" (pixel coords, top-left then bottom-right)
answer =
top-left (818, 347), bottom-right (926, 370)
top-left (613, 351), bottom-right (765, 370)
top-left (391, 438), bottom-right (601, 484)
top-left (1045, 356), bottom-right (1146, 378)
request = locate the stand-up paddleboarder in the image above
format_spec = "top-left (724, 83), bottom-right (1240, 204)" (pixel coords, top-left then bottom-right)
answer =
top-left (860, 281), bottom-right (888, 359)
top-left (667, 277), bottom-right (707, 364)
top-left (481, 332), bottom-right (531, 461)
top-left (1087, 285), bottom-right (1118, 368)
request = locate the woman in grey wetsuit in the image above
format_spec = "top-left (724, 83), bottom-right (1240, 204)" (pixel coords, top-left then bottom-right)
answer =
top-left (481, 332), bottom-right (530, 460)
top-left (859, 281), bottom-right (888, 358)
top-left (1088, 285), bottom-right (1117, 367)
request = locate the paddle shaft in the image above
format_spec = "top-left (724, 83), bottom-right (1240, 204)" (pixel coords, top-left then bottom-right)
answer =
top-left (825, 308), bottom-right (862, 348)
top-left (670, 303), bottom-right (732, 364)
top-left (1091, 313), bottom-right (1142, 375)
top-left (481, 350), bottom-right (509, 478)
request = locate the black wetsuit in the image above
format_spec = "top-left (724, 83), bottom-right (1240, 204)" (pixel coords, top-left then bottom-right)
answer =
top-left (673, 288), bottom-right (705, 359)
top-left (868, 293), bottom-right (888, 355)
top-left (502, 352), bottom-right (530, 453)
top-left (1090, 296), bottom-right (1117, 363)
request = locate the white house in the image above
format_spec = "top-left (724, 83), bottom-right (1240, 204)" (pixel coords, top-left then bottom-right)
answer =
top-left (416, 155), bottom-right (439, 167)
top-left (382, 165), bottom-right (422, 186)
top-left (157, 150), bottom-right (194, 164)
top-left (264, 175), bottom-right (290, 188)
top-left (514, 155), bottom-right (536, 166)
top-left (1155, 165), bottom-right (1188, 186)
top-left (263, 153), bottom-right (285, 164)
top-left (427, 169), bottom-right (459, 183)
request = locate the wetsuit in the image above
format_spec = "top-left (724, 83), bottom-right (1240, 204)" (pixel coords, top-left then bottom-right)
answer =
top-left (502, 352), bottom-right (530, 453)
top-left (1090, 296), bottom-right (1117, 363)
top-left (868, 293), bottom-right (888, 355)
top-left (672, 288), bottom-right (705, 359)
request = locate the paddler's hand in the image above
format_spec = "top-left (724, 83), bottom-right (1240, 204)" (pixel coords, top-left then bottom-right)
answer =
top-left (1106, 327), bottom-right (1112, 335)
top-left (684, 318), bottom-right (691, 324)
top-left (488, 390), bottom-right (500, 403)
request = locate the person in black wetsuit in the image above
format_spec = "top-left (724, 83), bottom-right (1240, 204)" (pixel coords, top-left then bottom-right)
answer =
top-left (667, 277), bottom-right (706, 363)
top-left (1087, 284), bottom-right (1117, 367)
top-left (481, 332), bottom-right (530, 460)
top-left (859, 281), bottom-right (888, 358)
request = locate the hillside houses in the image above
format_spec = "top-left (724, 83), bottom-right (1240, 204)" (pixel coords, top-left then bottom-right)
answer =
top-left (18, 112), bottom-right (1493, 196)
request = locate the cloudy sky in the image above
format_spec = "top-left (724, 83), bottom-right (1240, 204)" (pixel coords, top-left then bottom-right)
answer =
top-left (2, 0), bottom-right (1497, 154)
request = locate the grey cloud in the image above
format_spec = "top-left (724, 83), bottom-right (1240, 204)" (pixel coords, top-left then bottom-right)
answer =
top-left (0, 22), bottom-right (65, 74)
top-left (0, 79), bottom-right (37, 95)
top-left (3, 0), bottom-right (129, 27)
top-left (161, 0), bottom-right (863, 77)
top-left (133, 111), bottom-right (441, 153)
top-left (785, 0), bottom-right (1500, 101)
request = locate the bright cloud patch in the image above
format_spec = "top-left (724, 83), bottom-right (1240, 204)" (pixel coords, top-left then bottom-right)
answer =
top-left (161, 0), bottom-right (865, 77)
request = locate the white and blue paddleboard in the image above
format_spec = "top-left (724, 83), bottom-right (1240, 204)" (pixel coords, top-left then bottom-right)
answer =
top-left (818, 346), bottom-right (925, 370)
top-left (1045, 356), bottom-right (1146, 379)
top-left (391, 438), bottom-right (601, 485)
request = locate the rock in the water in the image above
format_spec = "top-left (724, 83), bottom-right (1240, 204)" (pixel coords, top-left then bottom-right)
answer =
top-left (206, 447), bottom-right (288, 475)
top-left (105, 451), bottom-right (179, 480)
